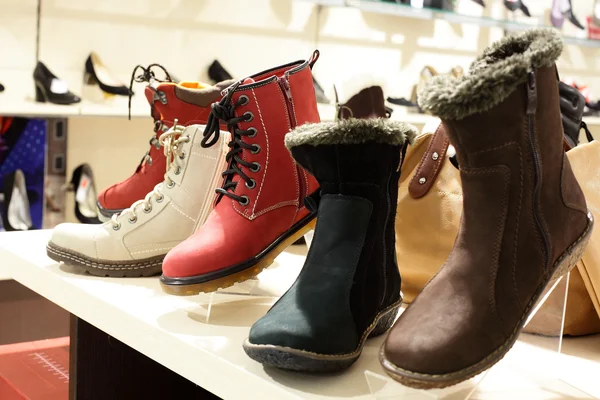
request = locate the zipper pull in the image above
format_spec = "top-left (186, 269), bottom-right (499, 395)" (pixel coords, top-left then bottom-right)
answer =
top-left (280, 75), bottom-right (292, 100)
top-left (527, 71), bottom-right (537, 115)
top-left (278, 75), bottom-right (297, 128)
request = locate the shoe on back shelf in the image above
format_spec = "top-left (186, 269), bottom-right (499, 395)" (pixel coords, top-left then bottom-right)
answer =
top-left (1, 169), bottom-right (33, 231)
top-left (33, 61), bottom-right (81, 105)
top-left (65, 164), bottom-right (101, 224)
top-left (84, 52), bottom-right (131, 97)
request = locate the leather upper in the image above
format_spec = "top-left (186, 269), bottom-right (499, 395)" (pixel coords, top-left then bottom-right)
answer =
top-left (385, 66), bottom-right (590, 375)
top-left (51, 125), bottom-right (226, 262)
top-left (162, 59), bottom-right (320, 278)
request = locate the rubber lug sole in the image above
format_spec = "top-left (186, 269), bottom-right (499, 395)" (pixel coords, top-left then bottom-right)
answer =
top-left (46, 242), bottom-right (163, 277)
top-left (243, 300), bottom-right (402, 373)
top-left (160, 217), bottom-right (316, 296)
top-left (379, 212), bottom-right (594, 389)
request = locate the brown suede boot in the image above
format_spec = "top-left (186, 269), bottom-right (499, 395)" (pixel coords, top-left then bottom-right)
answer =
top-left (336, 86), bottom-right (391, 119)
top-left (381, 29), bottom-right (594, 389)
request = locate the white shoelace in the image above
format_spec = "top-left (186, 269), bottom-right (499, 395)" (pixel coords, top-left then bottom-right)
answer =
top-left (111, 121), bottom-right (190, 230)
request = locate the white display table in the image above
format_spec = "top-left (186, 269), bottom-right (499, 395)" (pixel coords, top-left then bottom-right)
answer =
top-left (0, 230), bottom-right (599, 399)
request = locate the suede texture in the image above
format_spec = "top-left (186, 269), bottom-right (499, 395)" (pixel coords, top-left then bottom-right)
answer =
top-left (338, 86), bottom-right (387, 119)
top-left (384, 65), bottom-right (589, 375)
top-left (249, 194), bottom-right (372, 353)
top-left (98, 84), bottom-right (221, 211)
top-left (284, 142), bottom-right (403, 345)
top-left (162, 60), bottom-right (319, 278)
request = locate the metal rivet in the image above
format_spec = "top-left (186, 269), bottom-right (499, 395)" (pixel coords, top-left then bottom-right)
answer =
top-left (419, 177), bottom-right (427, 185)
top-left (432, 152), bottom-right (439, 161)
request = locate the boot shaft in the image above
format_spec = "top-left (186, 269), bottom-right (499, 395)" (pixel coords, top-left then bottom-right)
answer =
top-left (418, 29), bottom-right (589, 325)
top-left (148, 82), bottom-right (224, 129)
top-left (213, 56), bottom-right (321, 216)
top-left (285, 119), bottom-right (417, 331)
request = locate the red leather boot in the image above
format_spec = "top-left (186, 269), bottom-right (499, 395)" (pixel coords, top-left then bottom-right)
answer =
top-left (96, 79), bottom-right (230, 221)
top-left (160, 52), bottom-right (321, 295)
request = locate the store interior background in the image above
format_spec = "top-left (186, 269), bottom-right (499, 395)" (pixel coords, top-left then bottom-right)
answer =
top-left (1, 0), bottom-right (600, 398)
top-left (2, 0), bottom-right (600, 226)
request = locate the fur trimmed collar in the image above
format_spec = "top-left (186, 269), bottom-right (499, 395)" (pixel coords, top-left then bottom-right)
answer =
top-left (417, 29), bottom-right (563, 120)
top-left (284, 119), bottom-right (417, 149)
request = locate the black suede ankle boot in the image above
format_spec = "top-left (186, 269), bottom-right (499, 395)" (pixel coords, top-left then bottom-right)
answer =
top-left (243, 119), bottom-right (417, 372)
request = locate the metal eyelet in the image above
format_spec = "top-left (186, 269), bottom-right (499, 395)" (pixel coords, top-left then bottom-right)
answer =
top-left (432, 152), bottom-right (439, 161)
top-left (156, 194), bottom-right (164, 203)
top-left (167, 180), bottom-right (175, 189)
top-left (129, 215), bottom-right (137, 224)
top-left (112, 222), bottom-right (121, 231)
top-left (247, 127), bottom-right (257, 138)
top-left (239, 95), bottom-right (249, 105)
top-left (175, 167), bottom-right (181, 175)
top-left (418, 177), bottom-right (427, 185)
top-left (251, 144), bottom-right (261, 155)
top-left (250, 162), bottom-right (261, 173)
top-left (244, 111), bottom-right (254, 122)
top-left (179, 151), bottom-right (185, 160)
top-left (246, 179), bottom-right (256, 189)
top-left (239, 196), bottom-right (250, 206)
top-left (143, 205), bottom-right (152, 214)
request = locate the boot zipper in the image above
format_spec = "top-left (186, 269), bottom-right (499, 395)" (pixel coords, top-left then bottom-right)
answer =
top-left (278, 74), bottom-right (306, 205)
top-left (526, 72), bottom-right (551, 270)
top-left (380, 173), bottom-right (393, 307)
top-left (277, 75), bottom-right (297, 128)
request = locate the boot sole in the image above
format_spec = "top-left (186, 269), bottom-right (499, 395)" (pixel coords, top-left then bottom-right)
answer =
top-left (379, 212), bottom-right (594, 390)
top-left (46, 242), bottom-right (163, 277)
top-left (243, 299), bottom-right (403, 373)
top-left (159, 214), bottom-right (316, 295)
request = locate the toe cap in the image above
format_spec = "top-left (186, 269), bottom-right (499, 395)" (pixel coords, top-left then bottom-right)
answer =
top-left (50, 223), bottom-right (100, 260)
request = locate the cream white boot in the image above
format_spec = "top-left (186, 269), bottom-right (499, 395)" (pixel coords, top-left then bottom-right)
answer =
top-left (46, 123), bottom-right (226, 277)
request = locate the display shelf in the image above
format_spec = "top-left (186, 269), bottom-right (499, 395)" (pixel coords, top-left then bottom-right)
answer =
top-left (0, 100), bottom-right (149, 119)
top-left (1, 230), bottom-right (600, 399)
top-left (304, 0), bottom-right (600, 49)
top-left (0, 100), bottom-right (80, 118)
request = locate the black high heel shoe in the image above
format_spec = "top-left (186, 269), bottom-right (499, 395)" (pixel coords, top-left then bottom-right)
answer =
top-left (0, 82), bottom-right (4, 92)
top-left (84, 52), bottom-right (131, 97)
top-left (1, 169), bottom-right (33, 231)
top-left (65, 164), bottom-right (101, 224)
top-left (208, 60), bottom-right (233, 83)
top-left (504, 0), bottom-right (531, 16)
top-left (33, 61), bottom-right (81, 105)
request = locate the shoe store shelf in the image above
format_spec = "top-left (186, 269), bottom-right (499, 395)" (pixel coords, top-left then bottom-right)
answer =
top-left (303, 0), bottom-right (600, 49)
top-left (0, 100), bottom-right (150, 119)
top-left (2, 230), bottom-right (600, 399)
